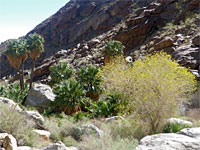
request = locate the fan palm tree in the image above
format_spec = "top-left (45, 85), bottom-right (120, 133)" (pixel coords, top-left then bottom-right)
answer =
top-left (27, 33), bottom-right (44, 90)
top-left (102, 40), bottom-right (125, 64)
top-left (5, 39), bottom-right (28, 91)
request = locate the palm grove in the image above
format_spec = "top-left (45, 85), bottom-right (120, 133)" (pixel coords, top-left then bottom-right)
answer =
top-left (5, 33), bottom-right (44, 91)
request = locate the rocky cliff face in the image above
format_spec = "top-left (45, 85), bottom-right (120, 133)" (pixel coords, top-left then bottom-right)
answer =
top-left (0, 0), bottom-right (154, 78)
top-left (0, 0), bottom-right (200, 79)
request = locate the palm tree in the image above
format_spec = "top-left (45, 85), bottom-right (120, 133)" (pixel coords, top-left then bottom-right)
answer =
top-left (27, 33), bottom-right (44, 90)
top-left (102, 40), bottom-right (125, 64)
top-left (5, 39), bottom-right (28, 91)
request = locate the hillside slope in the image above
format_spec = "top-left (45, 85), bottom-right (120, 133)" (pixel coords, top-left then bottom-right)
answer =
top-left (0, 0), bottom-right (200, 80)
top-left (0, 0), bottom-right (154, 78)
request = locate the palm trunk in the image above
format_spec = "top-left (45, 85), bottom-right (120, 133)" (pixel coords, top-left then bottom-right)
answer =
top-left (21, 62), bottom-right (25, 91)
top-left (29, 59), bottom-right (36, 90)
top-left (18, 66), bottom-right (24, 92)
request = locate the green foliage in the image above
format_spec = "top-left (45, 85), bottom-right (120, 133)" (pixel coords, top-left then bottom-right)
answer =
top-left (0, 82), bottom-right (29, 104)
top-left (102, 40), bottom-right (124, 56)
top-left (81, 93), bottom-right (127, 118)
top-left (49, 62), bottom-right (74, 86)
top-left (163, 122), bottom-right (192, 133)
top-left (27, 33), bottom-right (45, 53)
top-left (100, 52), bottom-right (197, 133)
top-left (5, 39), bottom-right (28, 57)
top-left (52, 80), bottom-right (85, 114)
top-left (77, 65), bottom-right (102, 98)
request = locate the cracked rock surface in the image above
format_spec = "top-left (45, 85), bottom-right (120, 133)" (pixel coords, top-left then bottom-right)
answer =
top-left (136, 127), bottom-right (200, 150)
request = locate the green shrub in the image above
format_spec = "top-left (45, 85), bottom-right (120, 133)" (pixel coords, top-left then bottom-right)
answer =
top-left (49, 62), bottom-right (74, 86)
top-left (0, 82), bottom-right (29, 104)
top-left (99, 52), bottom-right (197, 134)
top-left (52, 80), bottom-right (85, 115)
top-left (163, 122), bottom-right (192, 133)
top-left (102, 40), bottom-right (124, 57)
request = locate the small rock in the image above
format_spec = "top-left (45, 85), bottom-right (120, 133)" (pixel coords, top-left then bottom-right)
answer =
top-left (167, 118), bottom-right (193, 126)
top-left (125, 56), bottom-right (133, 63)
top-left (40, 141), bottom-right (76, 150)
top-left (0, 97), bottom-right (22, 112)
top-left (33, 130), bottom-right (51, 141)
top-left (80, 124), bottom-right (104, 138)
top-left (17, 146), bottom-right (38, 150)
top-left (192, 34), bottom-right (200, 46)
top-left (105, 116), bottom-right (126, 122)
top-left (23, 111), bottom-right (45, 126)
top-left (154, 37), bottom-right (174, 50)
top-left (1, 134), bottom-right (17, 150)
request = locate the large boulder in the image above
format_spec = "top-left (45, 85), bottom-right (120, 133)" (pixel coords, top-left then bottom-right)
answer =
top-left (136, 127), bottom-right (200, 150)
top-left (25, 83), bottom-right (55, 109)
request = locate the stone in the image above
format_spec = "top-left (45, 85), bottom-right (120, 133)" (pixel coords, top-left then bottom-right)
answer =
top-left (1, 134), bottom-right (17, 150)
top-left (40, 141), bottom-right (77, 150)
top-left (33, 130), bottom-right (51, 141)
top-left (172, 45), bottom-right (200, 69)
top-left (17, 146), bottom-right (38, 150)
top-left (167, 118), bottom-right (193, 126)
top-left (25, 83), bottom-right (56, 109)
top-left (136, 127), bottom-right (200, 150)
top-left (105, 116), bottom-right (126, 122)
top-left (80, 124), bottom-right (104, 138)
top-left (125, 56), bottom-right (133, 63)
top-left (23, 111), bottom-right (45, 126)
top-left (192, 34), bottom-right (200, 47)
top-left (153, 37), bottom-right (174, 50)
top-left (0, 97), bottom-right (22, 112)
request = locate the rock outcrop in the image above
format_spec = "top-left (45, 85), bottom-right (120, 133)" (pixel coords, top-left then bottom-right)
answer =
top-left (136, 127), bottom-right (200, 150)
top-left (25, 83), bottom-right (55, 109)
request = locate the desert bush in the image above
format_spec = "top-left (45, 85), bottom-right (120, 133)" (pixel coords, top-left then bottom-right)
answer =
top-left (44, 117), bottom-right (79, 147)
top-left (79, 131), bottom-right (138, 150)
top-left (49, 62), bottom-right (74, 86)
top-left (0, 104), bottom-right (45, 147)
top-left (0, 82), bottom-right (29, 104)
top-left (99, 52), bottom-right (197, 133)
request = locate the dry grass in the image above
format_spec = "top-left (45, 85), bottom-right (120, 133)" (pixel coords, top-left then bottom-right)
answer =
top-left (0, 104), bottom-right (48, 147)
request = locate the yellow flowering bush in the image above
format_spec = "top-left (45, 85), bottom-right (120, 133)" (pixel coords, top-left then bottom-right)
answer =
top-left (99, 52), bottom-right (197, 133)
